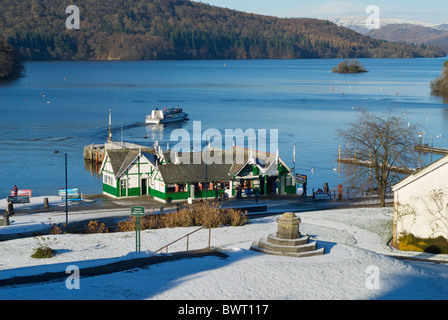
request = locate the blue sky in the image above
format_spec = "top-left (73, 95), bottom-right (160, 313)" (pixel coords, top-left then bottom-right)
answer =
top-left (193, 1), bottom-right (448, 24)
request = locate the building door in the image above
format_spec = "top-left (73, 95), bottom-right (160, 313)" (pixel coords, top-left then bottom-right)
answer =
top-left (259, 177), bottom-right (265, 195)
top-left (141, 178), bottom-right (147, 195)
top-left (120, 179), bottom-right (127, 197)
top-left (266, 176), bottom-right (276, 194)
top-left (279, 176), bottom-right (285, 194)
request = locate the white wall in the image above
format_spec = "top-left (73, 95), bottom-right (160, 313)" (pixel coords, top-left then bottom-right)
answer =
top-left (394, 161), bottom-right (448, 240)
top-left (102, 160), bottom-right (116, 187)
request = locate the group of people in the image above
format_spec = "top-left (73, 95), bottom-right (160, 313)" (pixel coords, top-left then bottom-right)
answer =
top-left (235, 184), bottom-right (260, 202)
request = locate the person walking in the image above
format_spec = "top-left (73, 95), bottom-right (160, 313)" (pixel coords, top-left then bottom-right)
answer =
top-left (254, 187), bottom-right (260, 203)
top-left (3, 201), bottom-right (13, 226)
top-left (214, 185), bottom-right (219, 200)
top-left (7, 200), bottom-right (14, 216)
top-left (323, 182), bottom-right (329, 195)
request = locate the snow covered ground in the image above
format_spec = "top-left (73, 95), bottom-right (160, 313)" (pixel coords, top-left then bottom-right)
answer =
top-left (1, 196), bottom-right (448, 300)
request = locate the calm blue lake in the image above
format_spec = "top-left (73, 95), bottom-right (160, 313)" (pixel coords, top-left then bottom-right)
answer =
top-left (1, 58), bottom-right (447, 197)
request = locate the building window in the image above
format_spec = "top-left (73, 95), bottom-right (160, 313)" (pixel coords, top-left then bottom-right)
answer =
top-left (167, 183), bottom-right (188, 193)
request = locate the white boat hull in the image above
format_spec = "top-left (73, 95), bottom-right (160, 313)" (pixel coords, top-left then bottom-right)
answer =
top-left (145, 110), bottom-right (188, 124)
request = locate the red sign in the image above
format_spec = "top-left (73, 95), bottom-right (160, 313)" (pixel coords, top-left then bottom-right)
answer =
top-left (11, 189), bottom-right (32, 197)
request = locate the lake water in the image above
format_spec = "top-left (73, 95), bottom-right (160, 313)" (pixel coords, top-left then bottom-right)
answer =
top-left (1, 58), bottom-right (448, 197)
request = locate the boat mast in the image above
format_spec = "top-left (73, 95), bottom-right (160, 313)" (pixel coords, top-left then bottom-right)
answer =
top-left (108, 109), bottom-right (112, 141)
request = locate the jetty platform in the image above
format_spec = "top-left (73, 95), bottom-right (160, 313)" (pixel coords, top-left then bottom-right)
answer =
top-left (83, 141), bottom-right (148, 163)
top-left (414, 144), bottom-right (448, 155)
top-left (337, 158), bottom-right (416, 174)
top-left (83, 144), bottom-right (105, 163)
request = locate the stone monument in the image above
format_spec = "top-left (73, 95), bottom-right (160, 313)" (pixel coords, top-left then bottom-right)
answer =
top-left (251, 212), bottom-right (324, 257)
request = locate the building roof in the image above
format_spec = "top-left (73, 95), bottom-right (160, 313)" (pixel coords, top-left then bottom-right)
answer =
top-left (229, 146), bottom-right (289, 177)
top-left (104, 148), bottom-right (159, 179)
top-left (102, 144), bottom-right (292, 183)
top-left (162, 149), bottom-right (233, 183)
top-left (392, 154), bottom-right (448, 191)
top-left (158, 162), bottom-right (233, 184)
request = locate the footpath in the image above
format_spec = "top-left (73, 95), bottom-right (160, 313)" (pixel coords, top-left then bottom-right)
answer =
top-left (0, 193), bottom-right (366, 241)
top-left (0, 248), bottom-right (228, 287)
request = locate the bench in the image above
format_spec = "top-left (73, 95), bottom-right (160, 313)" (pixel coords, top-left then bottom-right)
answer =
top-left (365, 188), bottom-right (379, 195)
top-left (7, 195), bottom-right (30, 204)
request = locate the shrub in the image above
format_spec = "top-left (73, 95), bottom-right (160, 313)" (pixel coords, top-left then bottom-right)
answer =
top-left (31, 246), bottom-right (56, 259)
top-left (116, 202), bottom-right (247, 232)
top-left (398, 242), bottom-right (424, 252)
top-left (31, 236), bottom-right (57, 259)
top-left (227, 209), bottom-right (248, 227)
top-left (85, 220), bottom-right (106, 234)
top-left (398, 233), bottom-right (448, 254)
top-left (117, 217), bottom-right (137, 232)
top-left (49, 223), bottom-right (63, 234)
top-left (117, 215), bottom-right (162, 232)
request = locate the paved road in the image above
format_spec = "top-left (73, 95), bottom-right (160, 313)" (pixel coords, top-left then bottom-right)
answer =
top-left (1, 193), bottom-right (388, 241)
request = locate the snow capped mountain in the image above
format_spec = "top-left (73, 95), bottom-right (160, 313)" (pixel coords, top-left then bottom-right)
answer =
top-left (437, 24), bottom-right (448, 32)
top-left (328, 17), bottom-right (448, 52)
top-left (329, 16), bottom-right (445, 34)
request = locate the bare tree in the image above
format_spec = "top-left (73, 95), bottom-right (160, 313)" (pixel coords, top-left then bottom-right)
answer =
top-left (337, 109), bottom-right (420, 207)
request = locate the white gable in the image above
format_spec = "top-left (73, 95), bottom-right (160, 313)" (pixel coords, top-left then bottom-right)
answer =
top-left (393, 155), bottom-right (448, 241)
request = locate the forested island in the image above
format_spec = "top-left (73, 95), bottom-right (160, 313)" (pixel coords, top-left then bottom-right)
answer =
top-left (0, 0), bottom-right (446, 61)
top-left (0, 39), bottom-right (23, 80)
top-left (332, 59), bottom-right (368, 73)
top-left (431, 61), bottom-right (448, 96)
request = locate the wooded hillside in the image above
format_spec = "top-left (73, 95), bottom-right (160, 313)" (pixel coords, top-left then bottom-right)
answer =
top-left (0, 38), bottom-right (23, 79)
top-left (0, 0), bottom-right (445, 60)
top-left (431, 61), bottom-right (448, 96)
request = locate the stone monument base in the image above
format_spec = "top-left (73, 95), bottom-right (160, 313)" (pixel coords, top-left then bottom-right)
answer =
top-left (250, 234), bottom-right (324, 257)
top-left (250, 212), bottom-right (324, 258)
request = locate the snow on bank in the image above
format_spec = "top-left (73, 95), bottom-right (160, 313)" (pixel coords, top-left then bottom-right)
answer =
top-left (0, 196), bottom-right (82, 211)
top-left (1, 206), bottom-right (448, 300)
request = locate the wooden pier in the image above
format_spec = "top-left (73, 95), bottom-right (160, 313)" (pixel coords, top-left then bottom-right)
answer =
top-left (337, 158), bottom-right (416, 175)
top-left (414, 144), bottom-right (448, 155)
top-left (83, 141), bottom-right (150, 164)
top-left (83, 144), bottom-right (105, 163)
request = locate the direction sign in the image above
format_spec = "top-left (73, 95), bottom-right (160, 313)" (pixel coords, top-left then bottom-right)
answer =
top-left (131, 206), bottom-right (145, 252)
top-left (131, 206), bottom-right (145, 217)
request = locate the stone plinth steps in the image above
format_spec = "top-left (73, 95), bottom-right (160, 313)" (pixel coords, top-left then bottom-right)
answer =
top-left (250, 212), bottom-right (324, 257)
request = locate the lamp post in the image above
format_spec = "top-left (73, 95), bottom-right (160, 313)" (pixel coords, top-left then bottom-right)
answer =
top-left (205, 138), bottom-right (208, 201)
top-left (205, 134), bottom-right (216, 201)
top-left (54, 150), bottom-right (68, 226)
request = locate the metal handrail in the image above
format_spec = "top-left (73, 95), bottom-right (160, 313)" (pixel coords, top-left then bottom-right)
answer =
top-left (155, 226), bottom-right (211, 254)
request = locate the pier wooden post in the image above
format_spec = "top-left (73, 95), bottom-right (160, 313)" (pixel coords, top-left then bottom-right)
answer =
top-left (338, 145), bottom-right (341, 178)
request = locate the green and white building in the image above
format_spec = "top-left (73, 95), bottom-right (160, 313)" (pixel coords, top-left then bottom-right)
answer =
top-left (100, 142), bottom-right (297, 203)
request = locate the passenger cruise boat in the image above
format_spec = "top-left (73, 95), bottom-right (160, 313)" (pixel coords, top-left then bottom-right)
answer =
top-left (145, 107), bottom-right (188, 124)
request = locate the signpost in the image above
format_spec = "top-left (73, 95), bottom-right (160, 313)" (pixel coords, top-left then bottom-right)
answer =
top-left (131, 206), bottom-right (145, 252)
top-left (10, 189), bottom-right (32, 197)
